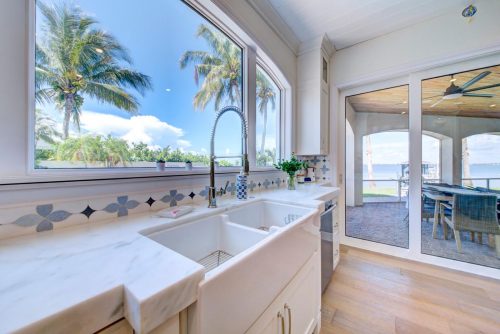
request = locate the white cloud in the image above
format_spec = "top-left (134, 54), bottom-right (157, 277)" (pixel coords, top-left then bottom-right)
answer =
top-left (79, 111), bottom-right (190, 149)
top-left (176, 139), bottom-right (192, 148)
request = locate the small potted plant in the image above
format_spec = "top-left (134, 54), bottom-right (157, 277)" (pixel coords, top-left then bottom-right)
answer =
top-left (185, 160), bottom-right (193, 171)
top-left (274, 154), bottom-right (306, 190)
top-left (156, 159), bottom-right (165, 171)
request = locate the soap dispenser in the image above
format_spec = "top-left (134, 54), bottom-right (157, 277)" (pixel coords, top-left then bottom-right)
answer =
top-left (236, 169), bottom-right (248, 200)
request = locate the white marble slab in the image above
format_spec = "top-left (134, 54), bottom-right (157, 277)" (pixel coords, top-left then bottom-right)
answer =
top-left (0, 184), bottom-right (338, 334)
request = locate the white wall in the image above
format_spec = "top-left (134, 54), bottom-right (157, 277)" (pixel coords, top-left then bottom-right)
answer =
top-left (333, 0), bottom-right (500, 88)
top-left (0, 0), bottom-right (27, 177)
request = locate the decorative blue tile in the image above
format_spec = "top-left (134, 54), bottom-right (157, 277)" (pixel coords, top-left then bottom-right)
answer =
top-left (103, 196), bottom-right (140, 217)
top-left (104, 203), bottom-right (120, 213)
top-left (14, 204), bottom-right (73, 232)
top-left (81, 205), bottom-right (96, 218)
top-left (321, 164), bottom-right (330, 174)
top-left (199, 186), bottom-right (210, 199)
top-left (47, 210), bottom-right (72, 222)
top-left (14, 214), bottom-right (43, 227)
top-left (117, 196), bottom-right (128, 205)
top-left (145, 197), bottom-right (155, 207)
top-left (310, 156), bottom-right (321, 164)
top-left (248, 181), bottom-right (257, 192)
top-left (161, 190), bottom-right (185, 207)
top-left (36, 204), bottom-right (53, 217)
top-left (275, 178), bottom-right (281, 188)
top-left (125, 200), bottom-right (140, 210)
top-left (263, 179), bottom-right (271, 189)
top-left (188, 192), bottom-right (196, 199)
top-left (36, 220), bottom-right (53, 232)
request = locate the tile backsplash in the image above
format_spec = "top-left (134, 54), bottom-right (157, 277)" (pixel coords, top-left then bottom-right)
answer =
top-left (0, 171), bottom-right (293, 240)
top-left (297, 155), bottom-right (332, 182)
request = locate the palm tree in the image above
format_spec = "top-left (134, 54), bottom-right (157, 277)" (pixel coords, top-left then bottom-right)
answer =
top-left (35, 109), bottom-right (62, 146)
top-left (35, 2), bottom-right (152, 139)
top-left (256, 69), bottom-right (277, 155)
top-left (180, 24), bottom-right (242, 111)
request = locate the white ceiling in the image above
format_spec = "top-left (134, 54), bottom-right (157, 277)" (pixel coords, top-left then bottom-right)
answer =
top-left (249, 0), bottom-right (467, 51)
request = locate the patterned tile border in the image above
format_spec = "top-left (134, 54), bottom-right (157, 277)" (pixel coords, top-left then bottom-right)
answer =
top-left (298, 155), bottom-right (332, 182)
top-left (0, 172), bottom-right (291, 239)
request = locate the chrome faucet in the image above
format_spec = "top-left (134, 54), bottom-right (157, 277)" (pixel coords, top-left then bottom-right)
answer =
top-left (208, 106), bottom-right (249, 208)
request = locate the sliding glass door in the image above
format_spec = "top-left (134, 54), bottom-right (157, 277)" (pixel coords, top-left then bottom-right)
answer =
top-left (345, 85), bottom-right (409, 248)
top-left (420, 64), bottom-right (500, 269)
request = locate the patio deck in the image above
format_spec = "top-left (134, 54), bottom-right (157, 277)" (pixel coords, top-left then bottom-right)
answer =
top-left (346, 202), bottom-right (500, 269)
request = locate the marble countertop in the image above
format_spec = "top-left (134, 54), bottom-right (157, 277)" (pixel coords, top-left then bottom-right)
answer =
top-left (0, 184), bottom-right (339, 334)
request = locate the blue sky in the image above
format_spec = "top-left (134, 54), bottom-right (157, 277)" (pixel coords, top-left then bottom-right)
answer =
top-left (36, 0), bottom-right (278, 157)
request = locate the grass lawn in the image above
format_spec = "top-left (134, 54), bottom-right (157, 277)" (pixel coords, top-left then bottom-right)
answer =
top-left (363, 187), bottom-right (398, 197)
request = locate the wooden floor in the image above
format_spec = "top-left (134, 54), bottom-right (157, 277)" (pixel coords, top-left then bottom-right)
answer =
top-left (320, 246), bottom-right (500, 334)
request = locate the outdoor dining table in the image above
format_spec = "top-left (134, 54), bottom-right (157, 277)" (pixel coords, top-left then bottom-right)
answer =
top-left (422, 184), bottom-right (500, 240)
top-left (422, 191), bottom-right (453, 239)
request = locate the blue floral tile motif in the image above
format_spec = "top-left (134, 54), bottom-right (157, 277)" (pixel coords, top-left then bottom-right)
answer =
top-left (199, 186), bottom-right (210, 199)
top-left (248, 180), bottom-right (257, 192)
top-left (321, 164), bottom-right (330, 175)
top-left (263, 179), bottom-right (271, 189)
top-left (104, 196), bottom-right (140, 217)
top-left (310, 156), bottom-right (321, 164)
top-left (161, 190), bottom-right (185, 207)
top-left (14, 204), bottom-right (72, 232)
top-left (275, 178), bottom-right (281, 188)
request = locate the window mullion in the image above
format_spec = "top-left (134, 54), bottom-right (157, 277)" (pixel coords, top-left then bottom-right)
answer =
top-left (246, 48), bottom-right (257, 169)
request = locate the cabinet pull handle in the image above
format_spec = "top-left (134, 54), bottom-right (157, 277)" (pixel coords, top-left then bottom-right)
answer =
top-left (284, 304), bottom-right (292, 334)
top-left (277, 311), bottom-right (285, 334)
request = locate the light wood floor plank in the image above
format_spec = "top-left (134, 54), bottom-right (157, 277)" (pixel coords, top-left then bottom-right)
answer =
top-left (321, 246), bottom-right (500, 334)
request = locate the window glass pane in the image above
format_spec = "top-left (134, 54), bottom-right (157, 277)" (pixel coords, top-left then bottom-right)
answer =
top-left (345, 85), bottom-right (409, 248)
top-left (421, 64), bottom-right (500, 269)
top-left (34, 0), bottom-right (242, 169)
top-left (256, 65), bottom-right (280, 167)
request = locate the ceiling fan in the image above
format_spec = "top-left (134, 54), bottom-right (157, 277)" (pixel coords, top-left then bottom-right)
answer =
top-left (428, 71), bottom-right (500, 108)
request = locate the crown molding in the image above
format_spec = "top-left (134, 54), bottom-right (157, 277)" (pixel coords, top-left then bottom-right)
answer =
top-left (246, 0), bottom-right (301, 55)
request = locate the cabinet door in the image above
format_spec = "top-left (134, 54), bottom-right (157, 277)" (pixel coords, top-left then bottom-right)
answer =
top-left (246, 309), bottom-right (284, 334)
top-left (285, 254), bottom-right (320, 334)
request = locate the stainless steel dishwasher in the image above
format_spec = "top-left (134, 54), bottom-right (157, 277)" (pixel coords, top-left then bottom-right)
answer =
top-left (320, 199), bottom-right (336, 293)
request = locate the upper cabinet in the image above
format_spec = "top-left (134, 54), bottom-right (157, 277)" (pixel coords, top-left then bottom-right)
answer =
top-left (296, 36), bottom-right (333, 156)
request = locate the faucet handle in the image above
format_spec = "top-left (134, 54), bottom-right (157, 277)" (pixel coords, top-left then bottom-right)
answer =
top-left (217, 180), bottom-right (230, 196)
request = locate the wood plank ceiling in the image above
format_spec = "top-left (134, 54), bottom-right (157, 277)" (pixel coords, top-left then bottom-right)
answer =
top-left (348, 64), bottom-right (500, 118)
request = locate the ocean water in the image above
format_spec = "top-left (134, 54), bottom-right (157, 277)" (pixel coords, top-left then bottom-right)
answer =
top-left (363, 163), bottom-right (500, 192)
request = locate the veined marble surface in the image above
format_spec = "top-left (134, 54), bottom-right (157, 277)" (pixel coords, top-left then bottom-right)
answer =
top-left (0, 184), bottom-right (339, 334)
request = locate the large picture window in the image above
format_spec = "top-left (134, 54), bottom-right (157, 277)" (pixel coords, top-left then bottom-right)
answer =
top-left (34, 0), bottom-right (244, 169)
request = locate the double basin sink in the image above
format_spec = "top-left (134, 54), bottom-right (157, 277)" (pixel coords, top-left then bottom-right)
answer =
top-left (143, 199), bottom-right (320, 333)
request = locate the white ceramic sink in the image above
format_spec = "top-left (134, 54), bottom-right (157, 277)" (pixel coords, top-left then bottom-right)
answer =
top-left (144, 199), bottom-right (320, 334)
top-left (224, 200), bottom-right (311, 231)
top-left (146, 215), bottom-right (267, 272)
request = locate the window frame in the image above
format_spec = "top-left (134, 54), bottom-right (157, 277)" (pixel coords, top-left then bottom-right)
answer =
top-left (26, 0), bottom-right (285, 181)
top-left (255, 59), bottom-right (284, 168)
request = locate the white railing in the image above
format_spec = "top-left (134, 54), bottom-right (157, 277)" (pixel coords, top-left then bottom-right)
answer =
top-left (364, 177), bottom-right (500, 202)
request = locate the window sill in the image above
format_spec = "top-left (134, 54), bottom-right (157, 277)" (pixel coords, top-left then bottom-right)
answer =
top-left (0, 167), bottom-right (279, 186)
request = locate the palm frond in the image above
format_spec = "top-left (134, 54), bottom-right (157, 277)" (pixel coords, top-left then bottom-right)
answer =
top-left (85, 82), bottom-right (139, 112)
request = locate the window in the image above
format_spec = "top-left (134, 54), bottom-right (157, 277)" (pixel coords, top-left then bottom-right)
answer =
top-left (256, 65), bottom-right (280, 167)
top-left (34, 0), bottom-right (244, 169)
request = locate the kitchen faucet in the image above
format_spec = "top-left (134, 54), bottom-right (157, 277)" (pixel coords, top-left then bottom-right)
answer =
top-left (208, 106), bottom-right (249, 208)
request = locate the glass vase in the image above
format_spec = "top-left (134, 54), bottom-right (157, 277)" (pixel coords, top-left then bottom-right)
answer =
top-left (287, 173), bottom-right (296, 190)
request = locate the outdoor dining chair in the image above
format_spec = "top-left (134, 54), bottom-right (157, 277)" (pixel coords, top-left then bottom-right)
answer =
top-left (440, 194), bottom-right (500, 257)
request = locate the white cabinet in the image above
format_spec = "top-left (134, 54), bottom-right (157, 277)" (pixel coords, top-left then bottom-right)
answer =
top-left (246, 252), bottom-right (320, 334)
top-left (296, 36), bottom-right (333, 156)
